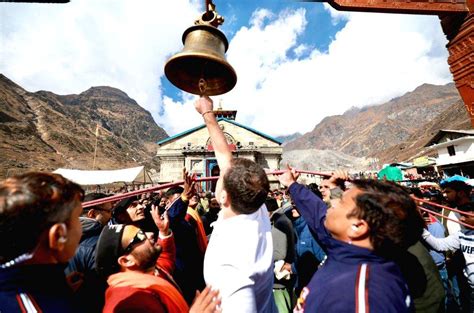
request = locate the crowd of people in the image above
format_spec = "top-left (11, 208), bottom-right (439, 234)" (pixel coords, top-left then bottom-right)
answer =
top-left (1, 96), bottom-right (474, 313)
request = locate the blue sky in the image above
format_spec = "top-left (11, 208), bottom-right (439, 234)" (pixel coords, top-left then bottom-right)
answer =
top-left (0, 1), bottom-right (452, 136)
top-left (161, 0), bottom-right (345, 103)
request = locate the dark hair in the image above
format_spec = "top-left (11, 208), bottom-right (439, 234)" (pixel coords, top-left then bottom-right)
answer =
top-left (165, 186), bottom-right (184, 197)
top-left (112, 196), bottom-right (138, 224)
top-left (307, 183), bottom-right (323, 199)
top-left (83, 192), bottom-right (110, 214)
top-left (265, 197), bottom-right (279, 213)
top-left (0, 172), bottom-right (84, 264)
top-left (348, 180), bottom-right (423, 253)
top-left (441, 180), bottom-right (472, 195)
top-left (223, 158), bottom-right (269, 214)
top-left (409, 188), bottom-right (423, 199)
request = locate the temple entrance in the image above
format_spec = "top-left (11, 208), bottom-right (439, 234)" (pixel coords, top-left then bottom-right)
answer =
top-left (205, 158), bottom-right (220, 192)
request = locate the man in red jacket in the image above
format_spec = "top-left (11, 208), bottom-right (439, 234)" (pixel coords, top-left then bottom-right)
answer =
top-left (95, 207), bottom-right (220, 313)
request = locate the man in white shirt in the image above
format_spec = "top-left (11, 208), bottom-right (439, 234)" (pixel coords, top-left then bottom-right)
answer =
top-left (195, 96), bottom-right (277, 313)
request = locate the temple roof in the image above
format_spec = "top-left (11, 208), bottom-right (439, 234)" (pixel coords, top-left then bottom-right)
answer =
top-left (157, 117), bottom-right (282, 146)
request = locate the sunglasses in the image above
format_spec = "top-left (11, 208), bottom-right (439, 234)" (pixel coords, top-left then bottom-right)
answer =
top-left (124, 229), bottom-right (147, 254)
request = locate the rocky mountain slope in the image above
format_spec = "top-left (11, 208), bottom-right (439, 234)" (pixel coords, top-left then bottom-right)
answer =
top-left (284, 83), bottom-right (471, 164)
top-left (281, 149), bottom-right (370, 172)
top-left (0, 74), bottom-right (168, 178)
top-left (275, 132), bottom-right (302, 145)
top-left (375, 99), bottom-right (471, 163)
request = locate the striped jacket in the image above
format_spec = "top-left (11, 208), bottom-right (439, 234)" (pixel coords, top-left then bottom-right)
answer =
top-left (423, 228), bottom-right (474, 288)
top-left (0, 264), bottom-right (80, 313)
top-left (289, 183), bottom-right (413, 313)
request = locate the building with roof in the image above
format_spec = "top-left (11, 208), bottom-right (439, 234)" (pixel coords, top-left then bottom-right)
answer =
top-left (425, 129), bottom-right (474, 177)
top-left (156, 108), bottom-right (282, 189)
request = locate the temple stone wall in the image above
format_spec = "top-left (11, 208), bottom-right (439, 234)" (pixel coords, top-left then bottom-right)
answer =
top-left (157, 119), bottom-right (282, 184)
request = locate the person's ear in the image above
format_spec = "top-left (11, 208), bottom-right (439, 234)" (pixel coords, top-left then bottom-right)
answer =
top-left (347, 220), bottom-right (369, 240)
top-left (220, 189), bottom-right (230, 207)
top-left (118, 255), bottom-right (136, 269)
top-left (86, 209), bottom-right (96, 219)
top-left (49, 222), bottom-right (68, 251)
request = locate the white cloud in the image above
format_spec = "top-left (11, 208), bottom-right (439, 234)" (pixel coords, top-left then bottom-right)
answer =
top-left (0, 2), bottom-right (452, 138)
top-left (323, 3), bottom-right (350, 25)
top-left (161, 8), bottom-right (451, 137)
top-left (0, 0), bottom-right (200, 124)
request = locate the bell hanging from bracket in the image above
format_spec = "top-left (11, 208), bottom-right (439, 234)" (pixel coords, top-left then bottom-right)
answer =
top-left (164, 0), bottom-right (237, 96)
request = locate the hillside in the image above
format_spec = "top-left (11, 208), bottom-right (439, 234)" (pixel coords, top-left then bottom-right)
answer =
top-left (284, 83), bottom-right (471, 164)
top-left (0, 74), bottom-right (168, 178)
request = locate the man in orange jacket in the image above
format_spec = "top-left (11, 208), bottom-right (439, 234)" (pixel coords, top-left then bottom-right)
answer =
top-left (95, 207), bottom-right (220, 313)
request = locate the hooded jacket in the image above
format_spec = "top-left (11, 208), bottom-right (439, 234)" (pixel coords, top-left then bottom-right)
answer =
top-left (289, 183), bottom-right (413, 313)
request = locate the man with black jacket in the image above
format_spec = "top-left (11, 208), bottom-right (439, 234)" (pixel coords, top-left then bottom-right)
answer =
top-left (65, 193), bottom-right (112, 313)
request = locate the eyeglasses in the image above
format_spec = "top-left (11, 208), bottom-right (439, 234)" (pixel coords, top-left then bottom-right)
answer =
top-left (124, 229), bottom-right (147, 254)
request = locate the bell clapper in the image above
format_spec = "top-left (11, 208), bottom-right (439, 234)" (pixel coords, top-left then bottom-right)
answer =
top-left (199, 78), bottom-right (208, 96)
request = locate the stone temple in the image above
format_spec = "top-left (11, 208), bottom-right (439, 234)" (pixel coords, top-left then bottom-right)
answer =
top-left (156, 107), bottom-right (282, 191)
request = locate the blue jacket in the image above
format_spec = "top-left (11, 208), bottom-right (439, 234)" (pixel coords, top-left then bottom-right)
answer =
top-left (167, 197), bottom-right (205, 304)
top-left (65, 217), bottom-right (106, 313)
top-left (293, 216), bottom-right (326, 263)
top-left (289, 183), bottom-right (413, 313)
top-left (0, 264), bottom-right (80, 313)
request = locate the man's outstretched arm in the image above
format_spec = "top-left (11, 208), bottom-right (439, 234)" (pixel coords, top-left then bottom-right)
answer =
top-left (194, 96), bottom-right (232, 174)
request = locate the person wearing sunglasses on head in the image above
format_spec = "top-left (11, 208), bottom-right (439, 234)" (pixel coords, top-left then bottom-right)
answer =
top-left (95, 208), bottom-right (221, 313)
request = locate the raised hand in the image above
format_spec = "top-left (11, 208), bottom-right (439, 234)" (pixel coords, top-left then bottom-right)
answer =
top-left (151, 205), bottom-right (170, 237)
top-left (329, 169), bottom-right (349, 184)
top-left (189, 286), bottom-right (221, 313)
top-left (194, 96), bottom-right (214, 115)
top-left (183, 168), bottom-right (196, 200)
top-left (277, 164), bottom-right (299, 187)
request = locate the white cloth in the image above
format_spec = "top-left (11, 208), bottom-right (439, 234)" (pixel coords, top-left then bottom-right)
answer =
top-left (204, 204), bottom-right (277, 313)
top-left (446, 210), bottom-right (467, 235)
top-left (273, 260), bottom-right (291, 280)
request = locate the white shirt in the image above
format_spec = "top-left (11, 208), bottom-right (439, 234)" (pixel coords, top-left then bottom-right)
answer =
top-left (204, 204), bottom-right (276, 313)
top-left (423, 228), bottom-right (474, 287)
top-left (446, 210), bottom-right (467, 235)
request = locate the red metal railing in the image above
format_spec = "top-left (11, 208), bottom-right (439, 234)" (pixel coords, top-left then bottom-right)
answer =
top-left (82, 169), bottom-right (474, 229)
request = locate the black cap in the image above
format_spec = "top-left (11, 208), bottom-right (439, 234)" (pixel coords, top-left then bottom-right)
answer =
top-left (112, 197), bottom-right (137, 218)
top-left (165, 186), bottom-right (184, 197)
top-left (95, 224), bottom-right (126, 278)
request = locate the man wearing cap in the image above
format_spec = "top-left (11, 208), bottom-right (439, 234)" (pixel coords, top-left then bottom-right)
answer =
top-left (423, 180), bottom-right (474, 312)
top-left (195, 96), bottom-right (276, 312)
top-left (112, 196), bottom-right (147, 227)
top-left (95, 208), bottom-right (220, 313)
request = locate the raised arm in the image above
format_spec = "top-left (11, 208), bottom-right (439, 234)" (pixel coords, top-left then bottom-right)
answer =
top-left (194, 96), bottom-right (232, 174)
top-left (422, 228), bottom-right (460, 252)
top-left (277, 165), bottom-right (329, 240)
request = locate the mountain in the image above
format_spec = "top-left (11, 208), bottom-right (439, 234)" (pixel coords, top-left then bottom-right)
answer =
top-left (284, 83), bottom-right (471, 164)
top-left (281, 149), bottom-right (369, 172)
top-left (375, 99), bottom-right (471, 163)
top-left (0, 74), bottom-right (168, 178)
top-left (275, 132), bottom-right (302, 145)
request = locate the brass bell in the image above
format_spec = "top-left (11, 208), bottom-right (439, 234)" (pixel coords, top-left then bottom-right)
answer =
top-left (164, 8), bottom-right (237, 96)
